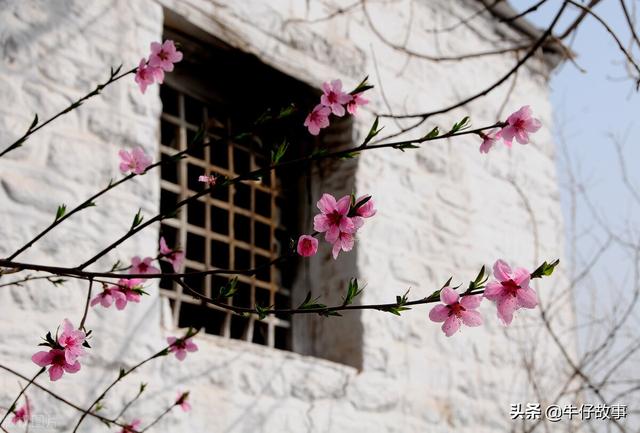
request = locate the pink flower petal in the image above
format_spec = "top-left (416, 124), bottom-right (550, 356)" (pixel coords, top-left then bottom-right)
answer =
top-left (493, 259), bottom-right (512, 281)
top-left (440, 287), bottom-right (459, 305)
top-left (497, 296), bottom-right (517, 325)
top-left (516, 287), bottom-right (538, 309)
top-left (460, 310), bottom-right (483, 327)
top-left (442, 315), bottom-right (461, 337)
top-left (428, 304), bottom-right (450, 322)
top-left (459, 294), bottom-right (482, 310)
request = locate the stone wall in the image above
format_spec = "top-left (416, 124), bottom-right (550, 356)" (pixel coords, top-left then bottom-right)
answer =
top-left (0, 1), bottom-right (573, 432)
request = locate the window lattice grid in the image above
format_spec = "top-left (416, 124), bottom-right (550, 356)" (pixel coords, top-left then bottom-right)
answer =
top-left (159, 85), bottom-right (291, 350)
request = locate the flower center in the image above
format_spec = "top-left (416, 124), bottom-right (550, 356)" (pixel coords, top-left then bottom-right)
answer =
top-left (327, 211), bottom-right (343, 227)
top-left (501, 279), bottom-right (520, 296)
top-left (449, 303), bottom-right (465, 316)
top-left (327, 91), bottom-right (338, 104)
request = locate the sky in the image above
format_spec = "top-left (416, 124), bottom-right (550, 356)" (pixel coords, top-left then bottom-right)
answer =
top-left (513, 1), bottom-right (640, 348)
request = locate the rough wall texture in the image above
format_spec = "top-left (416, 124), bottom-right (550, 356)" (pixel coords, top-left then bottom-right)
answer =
top-left (0, 1), bottom-right (573, 432)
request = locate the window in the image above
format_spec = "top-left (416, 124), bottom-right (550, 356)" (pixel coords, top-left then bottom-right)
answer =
top-left (159, 83), bottom-right (299, 349)
top-left (156, 23), bottom-right (316, 350)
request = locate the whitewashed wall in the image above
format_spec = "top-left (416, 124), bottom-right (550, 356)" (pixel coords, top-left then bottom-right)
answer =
top-left (0, 1), bottom-right (573, 432)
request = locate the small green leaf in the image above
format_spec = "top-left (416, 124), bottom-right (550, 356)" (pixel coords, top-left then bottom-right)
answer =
top-left (384, 305), bottom-right (411, 316)
top-left (277, 104), bottom-right (296, 119)
top-left (350, 76), bottom-right (374, 94)
top-left (441, 277), bottom-right (453, 289)
top-left (311, 148), bottom-right (328, 158)
top-left (363, 117), bottom-right (383, 145)
top-left (340, 151), bottom-right (360, 160)
top-left (298, 292), bottom-right (327, 310)
top-left (55, 204), bottom-right (67, 221)
top-left (393, 143), bottom-right (419, 152)
top-left (343, 278), bottom-right (364, 306)
top-left (131, 209), bottom-right (143, 230)
top-left (118, 368), bottom-right (126, 379)
top-left (531, 259), bottom-right (560, 279)
top-left (29, 114), bottom-right (39, 130)
top-left (49, 278), bottom-right (66, 287)
top-left (271, 139), bottom-right (289, 164)
top-left (450, 116), bottom-right (471, 133)
top-left (219, 276), bottom-right (239, 298)
top-left (424, 126), bottom-right (439, 140)
top-left (255, 303), bottom-right (270, 320)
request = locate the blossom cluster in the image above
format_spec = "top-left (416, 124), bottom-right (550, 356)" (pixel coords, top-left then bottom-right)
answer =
top-left (134, 40), bottom-right (183, 94)
top-left (31, 319), bottom-right (86, 381)
top-left (479, 106), bottom-right (542, 153)
top-left (429, 260), bottom-right (539, 336)
top-left (91, 237), bottom-right (183, 311)
top-left (304, 79), bottom-right (369, 135)
top-left (297, 193), bottom-right (376, 259)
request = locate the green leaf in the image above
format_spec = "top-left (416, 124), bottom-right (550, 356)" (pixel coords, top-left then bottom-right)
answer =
top-left (254, 108), bottom-right (273, 126)
top-left (29, 114), bottom-right (39, 130)
top-left (393, 143), bottom-right (419, 152)
top-left (396, 288), bottom-right (410, 306)
top-left (384, 305), bottom-right (411, 316)
top-left (531, 259), bottom-right (560, 279)
top-left (219, 276), bottom-right (239, 298)
top-left (450, 116), bottom-right (471, 133)
top-left (423, 126), bottom-right (439, 140)
top-left (297, 292), bottom-right (327, 310)
top-left (118, 368), bottom-right (126, 379)
top-left (363, 117), bottom-right (383, 145)
top-left (340, 151), bottom-right (360, 160)
top-left (350, 76), bottom-right (374, 94)
top-left (130, 209), bottom-right (143, 230)
top-left (343, 278), bottom-right (364, 306)
top-left (55, 204), bottom-right (67, 221)
top-left (140, 383), bottom-right (147, 393)
top-left (49, 278), bottom-right (66, 287)
top-left (255, 303), bottom-right (270, 320)
top-left (441, 277), bottom-right (453, 289)
top-left (277, 104), bottom-right (296, 119)
top-left (311, 148), bottom-right (328, 158)
top-left (271, 139), bottom-right (289, 164)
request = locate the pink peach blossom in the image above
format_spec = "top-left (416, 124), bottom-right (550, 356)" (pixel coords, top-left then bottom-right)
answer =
top-left (134, 59), bottom-right (163, 93)
top-left (119, 147), bottom-right (152, 175)
top-left (429, 287), bottom-right (483, 336)
top-left (296, 235), bottom-right (318, 257)
top-left (167, 336), bottom-right (198, 361)
top-left (351, 195), bottom-right (376, 230)
top-left (11, 399), bottom-right (31, 424)
top-left (331, 231), bottom-right (355, 259)
top-left (198, 174), bottom-right (217, 186)
top-left (130, 256), bottom-right (160, 275)
top-left (148, 40), bottom-right (183, 72)
top-left (304, 104), bottom-right (331, 136)
top-left (90, 286), bottom-right (126, 309)
top-left (176, 392), bottom-right (191, 412)
top-left (114, 279), bottom-right (144, 310)
top-left (120, 419), bottom-right (142, 433)
top-left (479, 130), bottom-right (500, 154)
top-left (159, 237), bottom-right (184, 272)
top-left (58, 319), bottom-right (86, 364)
top-left (32, 349), bottom-right (81, 381)
top-left (353, 195), bottom-right (376, 218)
top-left (500, 106), bottom-right (541, 146)
top-left (484, 259), bottom-right (538, 325)
top-left (313, 194), bottom-right (356, 244)
top-left (346, 93), bottom-right (369, 115)
top-left (320, 80), bottom-right (351, 117)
